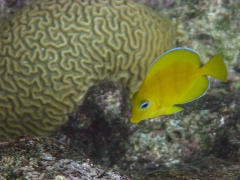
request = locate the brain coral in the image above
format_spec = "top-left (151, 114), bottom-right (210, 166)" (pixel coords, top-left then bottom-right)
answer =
top-left (0, 0), bottom-right (176, 139)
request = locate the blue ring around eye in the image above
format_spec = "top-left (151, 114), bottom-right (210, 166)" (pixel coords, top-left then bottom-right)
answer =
top-left (140, 101), bottom-right (150, 109)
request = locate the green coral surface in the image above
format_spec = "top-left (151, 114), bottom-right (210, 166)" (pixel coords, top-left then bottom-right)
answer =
top-left (0, 0), bottom-right (176, 139)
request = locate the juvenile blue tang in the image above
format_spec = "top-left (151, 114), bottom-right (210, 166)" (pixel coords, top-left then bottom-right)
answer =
top-left (130, 47), bottom-right (228, 123)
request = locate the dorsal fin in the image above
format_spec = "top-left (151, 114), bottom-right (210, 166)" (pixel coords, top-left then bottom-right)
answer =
top-left (145, 48), bottom-right (201, 80)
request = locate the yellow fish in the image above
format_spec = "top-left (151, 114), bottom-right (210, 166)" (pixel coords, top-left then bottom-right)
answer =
top-left (130, 48), bottom-right (228, 123)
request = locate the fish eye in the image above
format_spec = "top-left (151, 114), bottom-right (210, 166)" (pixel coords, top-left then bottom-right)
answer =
top-left (140, 101), bottom-right (150, 109)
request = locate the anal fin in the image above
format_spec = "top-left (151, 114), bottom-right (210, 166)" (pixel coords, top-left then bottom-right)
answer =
top-left (176, 76), bottom-right (209, 104)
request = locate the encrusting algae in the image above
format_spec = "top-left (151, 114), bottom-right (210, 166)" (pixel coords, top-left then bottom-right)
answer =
top-left (0, 0), bottom-right (177, 139)
top-left (131, 48), bottom-right (228, 123)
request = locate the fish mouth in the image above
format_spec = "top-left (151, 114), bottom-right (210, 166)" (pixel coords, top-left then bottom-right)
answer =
top-left (130, 117), bottom-right (141, 124)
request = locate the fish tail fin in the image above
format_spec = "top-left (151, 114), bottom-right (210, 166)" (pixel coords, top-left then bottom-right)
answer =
top-left (201, 54), bottom-right (228, 82)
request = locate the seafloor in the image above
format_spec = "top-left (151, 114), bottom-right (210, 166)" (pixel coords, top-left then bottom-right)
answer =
top-left (1, 0), bottom-right (240, 179)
